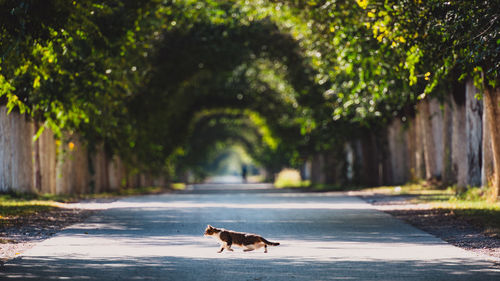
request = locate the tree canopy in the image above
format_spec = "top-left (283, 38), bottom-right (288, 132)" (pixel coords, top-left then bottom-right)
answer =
top-left (1, 0), bottom-right (498, 181)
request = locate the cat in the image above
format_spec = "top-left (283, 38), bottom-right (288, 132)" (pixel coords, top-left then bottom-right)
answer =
top-left (204, 225), bottom-right (280, 253)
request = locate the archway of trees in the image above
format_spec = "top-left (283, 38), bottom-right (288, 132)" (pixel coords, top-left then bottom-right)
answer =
top-left (1, 1), bottom-right (499, 197)
top-left (176, 110), bottom-right (274, 182)
top-left (124, 17), bottom-right (331, 180)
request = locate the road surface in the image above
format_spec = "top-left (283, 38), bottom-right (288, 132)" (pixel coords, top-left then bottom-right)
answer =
top-left (2, 184), bottom-right (499, 280)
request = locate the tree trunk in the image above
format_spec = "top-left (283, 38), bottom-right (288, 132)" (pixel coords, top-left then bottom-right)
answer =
top-left (407, 116), bottom-right (418, 181)
top-left (324, 150), bottom-right (337, 185)
top-left (388, 119), bottom-right (410, 185)
top-left (33, 122), bottom-right (42, 192)
top-left (482, 99), bottom-right (494, 187)
top-left (56, 136), bottom-right (90, 194)
top-left (0, 106), bottom-right (35, 192)
top-left (40, 128), bottom-right (57, 193)
top-left (465, 79), bottom-right (483, 187)
top-left (360, 131), bottom-right (380, 186)
top-left (90, 144), bottom-right (108, 193)
top-left (442, 96), bottom-right (454, 185)
top-left (414, 110), bottom-right (426, 179)
top-left (451, 86), bottom-right (467, 188)
top-left (429, 98), bottom-right (444, 178)
top-left (301, 159), bottom-right (312, 181)
top-left (483, 82), bottom-right (500, 199)
top-left (344, 142), bottom-right (354, 183)
top-left (419, 100), bottom-right (438, 180)
top-left (376, 128), bottom-right (392, 185)
top-left (351, 139), bottom-right (364, 186)
top-left (108, 155), bottom-right (125, 190)
top-left (310, 153), bottom-right (326, 185)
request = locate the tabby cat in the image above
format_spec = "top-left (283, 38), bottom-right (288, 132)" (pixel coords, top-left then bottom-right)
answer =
top-left (204, 225), bottom-right (280, 253)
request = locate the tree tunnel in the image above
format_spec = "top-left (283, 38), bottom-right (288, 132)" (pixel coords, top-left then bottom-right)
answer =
top-left (175, 110), bottom-right (265, 182)
top-left (2, 0), bottom-right (498, 193)
top-left (175, 109), bottom-right (287, 182)
top-left (126, 18), bottom-right (331, 177)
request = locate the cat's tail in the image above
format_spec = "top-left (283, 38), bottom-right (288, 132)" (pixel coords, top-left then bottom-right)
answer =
top-left (262, 238), bottom-right (280, 246)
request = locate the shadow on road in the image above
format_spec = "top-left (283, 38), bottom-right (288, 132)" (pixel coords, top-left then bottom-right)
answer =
top-left (4, 254), bottom-right (498, 280)
top-left (2, 185), bottom-right (499, 280)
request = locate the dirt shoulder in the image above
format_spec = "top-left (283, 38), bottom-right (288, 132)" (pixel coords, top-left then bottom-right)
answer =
top-left (0, 187), bottom-right (174, 264)
top-left (2, 186), bottom-right (273, 265)
top-left (0, 207), bottom-right (94, 264)
top-left (354, 191), bottom-right (500, 262)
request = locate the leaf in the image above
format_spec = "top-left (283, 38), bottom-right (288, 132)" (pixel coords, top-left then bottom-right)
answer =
top-left (33, 76), bottom-right (41, 89)
top-left (33, 125), bottom-right (46, 142)
top-left (356, 0), bottom-right (369, 9)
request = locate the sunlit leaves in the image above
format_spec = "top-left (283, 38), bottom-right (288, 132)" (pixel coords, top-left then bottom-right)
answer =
top-left (356, 0), bottom-right (369, 10)
top-left (247, 110), bottom-right (278, 150)
top-left (1, 0), bottom-right (497, 177)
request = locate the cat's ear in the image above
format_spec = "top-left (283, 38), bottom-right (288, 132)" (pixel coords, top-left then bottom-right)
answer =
top-left (207, 224), bottom-right (213, 229)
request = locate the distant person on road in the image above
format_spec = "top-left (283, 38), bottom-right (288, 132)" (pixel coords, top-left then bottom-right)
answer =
top-left (242, 164), bottom-right (248, 183)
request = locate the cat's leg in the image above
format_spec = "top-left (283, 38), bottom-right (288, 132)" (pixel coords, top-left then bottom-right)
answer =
top-left (218, 241), bottom-right (233, 253)
top-left (218, 242), bottom-right (227, 253)
top-left (226, 239), bottom-right (234, 251)
top-left (264, 244), bottom-right (268, 253)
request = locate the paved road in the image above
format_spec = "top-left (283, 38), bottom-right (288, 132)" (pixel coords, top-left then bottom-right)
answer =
top-left (2, 184), bottom-right (499, 280)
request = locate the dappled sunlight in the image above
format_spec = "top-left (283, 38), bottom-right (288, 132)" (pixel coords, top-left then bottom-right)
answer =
top-left (6, 254), bottom-right (498, 281)
top-left (5, 188), bottom-right (500, 280)
top-left (64, 190), bottom-right (372, 211)
top-left (65, 200), bottom-right (374, 211)
top-left (18, 233), bottom-right (499, 268)
top-left (6, 234), bottom-right (499, 280)
top-left (1, 0), bottom-right (498, 279)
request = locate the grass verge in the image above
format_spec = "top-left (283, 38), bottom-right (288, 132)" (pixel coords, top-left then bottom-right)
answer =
top-left (367, 183), bottom-right (500, 237)
top-left (0, 197), bottom-right (58, 218)
top-left (0, 185), bottom-right (172, 218)
top-left (285, 181), bottom-right (500, 237)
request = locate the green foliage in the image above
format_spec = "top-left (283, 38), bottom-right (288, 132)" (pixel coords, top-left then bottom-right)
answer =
top-left (0, 0), bottom-right (157, 142)
top-left (1, 0), bottom-right (498, 182)
top-left (359, 0), bottom-right (499, 90)
top-left (172, 109), bottom-right (289, 179)
top-left (128, 11), bottom-right (324, 173)
top-left (274, 169), bottom-right (309, 188)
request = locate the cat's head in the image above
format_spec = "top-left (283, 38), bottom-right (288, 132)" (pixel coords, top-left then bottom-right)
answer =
top-left (204, 225), bottom-right (219, 236)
